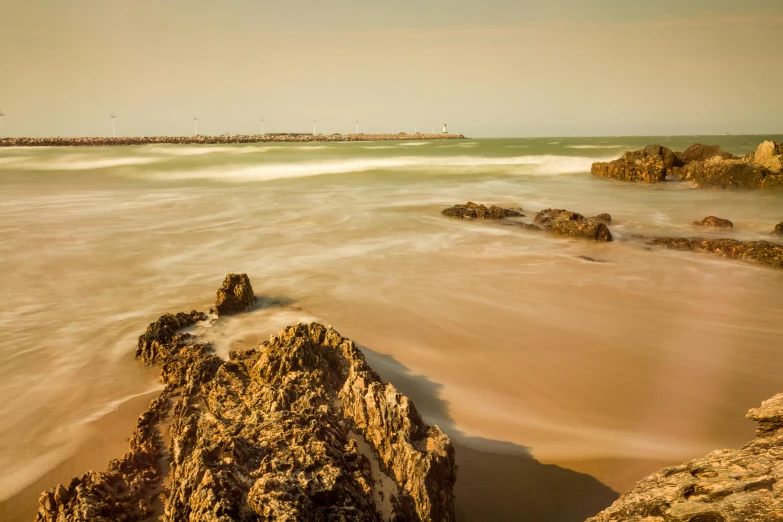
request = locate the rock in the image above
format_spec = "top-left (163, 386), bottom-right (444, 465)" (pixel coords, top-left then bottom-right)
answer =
top-left (753, 140), bottom-right (783, 173)
top-left (591, 145), bottom-right (683, 183)
top-left (588, 393), bottom-right (783, 522)
top-left (693, 216), bottom-right (734, 230)
top-left (774, 222), bottom-right (783, 236)
top-left (590, 213), bottom-right (612, 225)
top-left (215, 273), bottom-right (256, 315)
top-left (576, 256), bottom-right (607, 263)
top-left (647, 237), bottom-right (783, 270)
top-left (36, 275), bottom-right (457, 522)
top-left (676, 143), bottom-right (736, 164)
top-left (534, 209), bottom-right (613, 242)
top-left (677, 141), bottom-right (783, 189)
top-left (441, 202), bottom-right (523, 220)
top-left (519, 223), bottom-right (543, 232)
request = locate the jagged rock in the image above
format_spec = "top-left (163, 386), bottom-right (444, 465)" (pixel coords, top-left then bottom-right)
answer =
top-left (591, 145), bottom-right (684, 183)
top-left (590, 213), bottom-right (612, 225)
top-left (588, 393), bottom-right (783, 522)
top-left (534, 209), bottom-right (613, 242)
top-left (37, 276), bottom-right (457, 522)
top-left (693, 216), bottom-right (734, 230)
top-left (441, 202), bottom-right (523, 220)
top-left (774, 222), bottom-right (783, 236)
top-left (215, 273), bottom-right (256, 315)
top-left (678, 141), bottom-right (783, 189)
top-left (676, 143), bottom-right (736, 164)
top-left (647, 237), bottom-right (783, 270)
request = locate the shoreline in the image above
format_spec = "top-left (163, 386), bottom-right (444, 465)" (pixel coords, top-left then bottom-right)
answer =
top-left (0, 133), bottom-right (466, 147)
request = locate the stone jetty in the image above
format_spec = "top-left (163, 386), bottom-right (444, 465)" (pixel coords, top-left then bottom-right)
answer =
top-left (0, 133), bottom-right (466, 147)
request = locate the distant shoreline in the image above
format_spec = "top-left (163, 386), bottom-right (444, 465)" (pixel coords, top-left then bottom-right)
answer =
top-left (0, 133), bottom-right (466, 147)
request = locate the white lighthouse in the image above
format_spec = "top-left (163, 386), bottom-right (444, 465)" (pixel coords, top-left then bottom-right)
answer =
top-left (442, 123), bottom-right (448, 134)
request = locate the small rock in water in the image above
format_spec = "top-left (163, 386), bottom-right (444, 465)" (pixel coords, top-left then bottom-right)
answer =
top-left (519, 223), bottom-right (543, 232)
top-left (576, 256), bottom-right (607, 263)
top-left (534, 209), bottom-right (613, 242)
top-left (441, 201), bottom-right (523, 219)
top-left (693, 216), bottom-right (734, 229)
top-left (215, 273), bottom-right (256, 315)
top-left (774, 222), bottom-right (783, 236)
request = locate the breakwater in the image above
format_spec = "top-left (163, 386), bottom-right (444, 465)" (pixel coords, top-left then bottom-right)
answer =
top-left (0, 132), bottom-right (465, 147)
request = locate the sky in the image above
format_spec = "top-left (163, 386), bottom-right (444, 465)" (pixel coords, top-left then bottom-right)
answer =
top-left (1, 0), bottom-right (782, 137)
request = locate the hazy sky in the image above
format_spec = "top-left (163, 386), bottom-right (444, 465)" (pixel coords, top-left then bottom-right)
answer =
top-left (1, 0), bottom-right (782, 137)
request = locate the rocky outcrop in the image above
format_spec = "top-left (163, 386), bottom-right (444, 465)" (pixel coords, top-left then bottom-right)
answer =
top-left (215, 273), bottom-right (256, 316)
top-left (591, 145), bottom-right (684, 183)
top-left (593, 141), bottom-right (783, 188)
top-left (441, 202), bottom-right (523, 220)
top-left (693, 216), bottom-right (733, 230)
top-left (36, 276), bottom-right (457, 522)
top-left (647, 237), bottom-right (783, 270)
top-left (534, 209), bottom-right (613, 242)
top-left (590, 213), bottom-right (612, 225)
top-left (588, 393), bottom-right (783, 522)
top-left (774, 222), bottom-right (783, 236)
top-left (0, 133), bottom-right (466, 147)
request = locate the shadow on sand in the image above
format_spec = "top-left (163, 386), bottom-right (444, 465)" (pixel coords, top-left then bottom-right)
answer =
top-left (360, 347), bottom-right (619, 522)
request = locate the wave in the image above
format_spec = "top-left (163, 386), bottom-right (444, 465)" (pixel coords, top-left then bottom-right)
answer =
top-left (13, 156), bottom-right (160, 171)
top-left (140, 154), bottom-right (607, 183)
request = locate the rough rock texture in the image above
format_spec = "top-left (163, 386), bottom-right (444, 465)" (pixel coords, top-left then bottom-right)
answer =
top-left (676, 143), bottom-right (736, 164)
top-left (647, 237), bottom-right (783, 270)
top-left (693, 216), bottom-right (734, 230)
top-left (36, 276), bottom-right (457, 522)
top-left (588, 393), bottom-right (783, 522)
top-left (676, 141), bottom-right (783, 189)
top-left (441, 202), bottom-right (523, 220)
top-left (534, 209), bottom-right (613, 242)
top-left (591, 145), bottom-right (684, 183)
top-left (215, 273), bottom-right (257, 316)
top-left (590, 213), bottom-right (613, 225)
top-left (775, 222), bottom-right (783, 236)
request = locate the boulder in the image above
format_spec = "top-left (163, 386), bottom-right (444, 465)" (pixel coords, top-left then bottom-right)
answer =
top-left (534, 209), bottom-right (613, 242)
top-left (774, 222), bottom-right (783, 236)
top-left (753, 140), bottom-right (783, 173)
top-left (590, 213), bottom-right (612, 225)
top-left (678, 141), bottom-right (783, 189)
top-left (591, 145), bottom-right (683, 183)
top-left (588, 393), bottom-right (783, 522)
top-left (215, 273), bottom-right (256, 315)
top-left (676, 143), bottom-right (736, 164)
top-left (36, 276), bottom-right (457, 522)
top-left (441, 202), bottom-right (523, 220)
top-left (647, 237), bottom-right (783, 270)
top-left (693, 216), bottom-right (733, 230)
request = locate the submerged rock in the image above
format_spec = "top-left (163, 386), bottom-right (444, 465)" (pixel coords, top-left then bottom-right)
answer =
top-left (591, 145), bottom-right (684, 183)
top-left (693, 216), bottom-right (734, 230)
top-left (647, 237), bottom-right (783, 270)
top-left (441, 202), bottom-right (523, 220)
top-left (588, 393), bottom-right (783, 522)
top-left (215, 273), bottom-right (256, 315)
top-left (519, 223), bottom-right (543, 232)
top-left (534, 209), bottom-right (613, 242)
top-left (36, 276), bottom-right (457, 522)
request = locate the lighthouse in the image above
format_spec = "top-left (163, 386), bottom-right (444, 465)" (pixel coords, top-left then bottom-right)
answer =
top-left (442, 123), bottom-right (448, 134)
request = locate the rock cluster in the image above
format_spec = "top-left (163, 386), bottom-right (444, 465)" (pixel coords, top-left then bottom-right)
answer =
top-left (588, 393), bottom-right (783, 522)
top-left (592, 141), bottom-right (783, 189)
top-left (647, 237), bottom-right (783, 270)
top-left (534, 209), bottom-right (613, 242)
top-left (693, 216), bottom-right (734, 230)
top-left (0, 133), bottom-right (466, 147)
top-left (441, 202), bottom-right (523, 220)
top-left (36, 276), bottom-right (457, 521)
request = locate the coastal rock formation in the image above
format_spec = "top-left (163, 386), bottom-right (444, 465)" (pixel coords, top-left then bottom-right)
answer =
top-left (591, 145), bottom-right (684, 183)
top-left (441, 202), bottom-right (523, 220)
top-left (592, 141), bottom-right (783, 188)
top-left (775, 222), bottom-right (783, 236)
top-left (588, 393), bottom-right (783, 522)
top-left (215, 273), bottom-right (256, 315)
top-left (590, 213), bottom-right (612, 225)
top-left (36, 276), bottom-right (457, 522)
top-left (647, 237), bottom-right (783, 270)
top-left (693, 216), bottom-right (734, 230)
top-left (0, 133), bottom-right (466, 147)
top-left (534, 209), bottom-right (613, 242)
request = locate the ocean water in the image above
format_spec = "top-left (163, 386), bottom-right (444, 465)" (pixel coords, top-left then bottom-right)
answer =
top-left (1, 136), bottom-right (782, 506)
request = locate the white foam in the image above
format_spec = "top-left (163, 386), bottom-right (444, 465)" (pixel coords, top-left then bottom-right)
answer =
top-left (141, 154), bottom-right (607, 183)
top-left (18, 157), bottom-right (160, 171)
